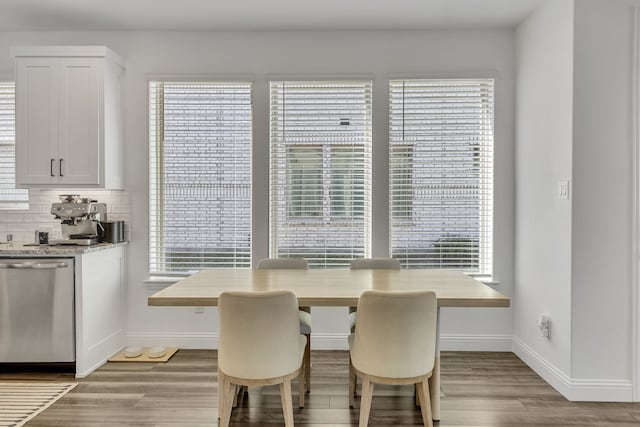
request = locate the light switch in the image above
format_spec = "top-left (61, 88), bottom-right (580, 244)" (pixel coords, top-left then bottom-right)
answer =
top-left (557, 180), bottom-right (570, 200)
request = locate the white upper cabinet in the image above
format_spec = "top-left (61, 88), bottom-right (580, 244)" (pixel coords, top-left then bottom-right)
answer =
top-left (12, 46), bottom-right (125, 189)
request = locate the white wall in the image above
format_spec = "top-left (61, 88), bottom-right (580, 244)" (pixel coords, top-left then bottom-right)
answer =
top-left (514, 0), bottom-right (574, 378)
top-left (0, 30), bottom-right (515, 349)
top-left (572, 0), bottom-right (638, 384)
top-left (515, 0), bottom-right (640, 402)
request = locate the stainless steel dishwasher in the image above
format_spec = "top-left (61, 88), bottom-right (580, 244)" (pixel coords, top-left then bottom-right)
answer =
top-left (0, 258), bottom-right (75, 363)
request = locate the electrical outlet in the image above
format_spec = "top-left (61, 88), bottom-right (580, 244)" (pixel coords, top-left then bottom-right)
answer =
top-left (537, 313), bottom-right (551, 338)
top-left (194, 306), bottom-right (205, 314)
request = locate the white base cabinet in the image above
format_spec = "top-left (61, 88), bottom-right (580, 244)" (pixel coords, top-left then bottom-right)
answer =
top-left (75, 245), bottom-right (126, 378)
top-left (12, 46), bottom-right (125, 189)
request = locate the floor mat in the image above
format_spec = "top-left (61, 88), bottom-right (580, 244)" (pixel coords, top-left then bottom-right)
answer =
top-left (0, 381), bottom-right (76, 427)
top-left (108, 347), bottom-right (178, 362)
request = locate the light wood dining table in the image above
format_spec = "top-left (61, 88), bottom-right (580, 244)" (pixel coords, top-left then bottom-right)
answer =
top-left (148, 268), bottom-right (510, 421)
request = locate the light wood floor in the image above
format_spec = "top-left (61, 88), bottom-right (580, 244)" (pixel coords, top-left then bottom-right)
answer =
top-left (2, 350), bottom-right (640, 426)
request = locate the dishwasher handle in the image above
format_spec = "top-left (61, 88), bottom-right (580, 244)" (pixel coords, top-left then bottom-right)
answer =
top-left (0, 261), bottom-right (69, 269)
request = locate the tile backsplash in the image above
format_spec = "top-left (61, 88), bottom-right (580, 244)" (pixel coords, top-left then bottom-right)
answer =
top-left (0, 189), bottom-right (130, 243)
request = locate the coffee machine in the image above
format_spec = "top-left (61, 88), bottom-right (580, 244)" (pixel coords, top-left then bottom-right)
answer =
top-left (50, 195), bottom-right (107, 245)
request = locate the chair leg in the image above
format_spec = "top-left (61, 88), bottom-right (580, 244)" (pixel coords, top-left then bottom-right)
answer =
top-left (350, 356), bottom-right (358, 396)
top-left (220, 375), bottom-right (236, 427)
top-left (217, 368), bottom-right (224, 420)
top-left (298, 368), bottom-right (305, 408)
top-left (348, 358), bottom-right (356, 408)
top-left (359, 377), bottom-right (374, 427)
top-left (304, 334), bottom-right (311, 393)
top-left (415, 383), bottom-right (420, 407)
top-left (232, 384), bottom-right (238, 408)
top-left (416, 379), bottom-right (433, 427)
top-left (280, 377), bottom-right (295, 427)
top-left (429, 357), bottom-right (440, 421)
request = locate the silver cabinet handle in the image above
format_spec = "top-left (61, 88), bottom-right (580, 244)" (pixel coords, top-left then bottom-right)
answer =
top-left (59, 159), bottom-right (64, 177)
top-left (0, 262), bottom-right (68, 269)
top-left (51, 159), bottom-right (55, 177)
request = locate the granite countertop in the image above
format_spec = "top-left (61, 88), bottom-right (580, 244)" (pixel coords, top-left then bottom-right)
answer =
top-left (0, 241), bottom-right (128, 256)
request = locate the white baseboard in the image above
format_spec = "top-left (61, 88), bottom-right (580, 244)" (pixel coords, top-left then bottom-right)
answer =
top-left (127, 332), bottom-right (217, 349)
top-left (440, 334), bottom-right (513, 351)
top-left (127, 332), bottom-right (510, 352)
top-left (310, 333), bottom-right (512, 351)
top-left (512, 336), bottom-right (633, 402)
top-left (127, 332), bottom-right (352, 350)
top-left (512, 336), bottom-right (573, 397)
top-left (311, 333), bottom-right (349, 350)
top-left (76, 356), bottom-right (113, 379)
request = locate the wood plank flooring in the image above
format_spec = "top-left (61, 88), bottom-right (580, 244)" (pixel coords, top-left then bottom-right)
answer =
top-left (2, 350), bottom-right (639, 426)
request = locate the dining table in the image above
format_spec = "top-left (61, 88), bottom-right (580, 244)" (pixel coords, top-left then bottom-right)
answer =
top-left (148, 268), bottom-right (510, 421)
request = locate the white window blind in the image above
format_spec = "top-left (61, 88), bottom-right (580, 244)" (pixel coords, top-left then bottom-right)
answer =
top-left (270, 81), bottom-right (372, 268)
top-left (0, 82), bottom-right (28, 206)
top-left (149, 81), bottom-right (252, 275)
top-left (389, 79), bottom-right (494, 274)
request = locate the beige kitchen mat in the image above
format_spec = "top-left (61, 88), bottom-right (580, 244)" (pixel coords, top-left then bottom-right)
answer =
top-left (108, 347), bottom-right (178, 362)
top-left (0, 381), bottom-right (77, 427)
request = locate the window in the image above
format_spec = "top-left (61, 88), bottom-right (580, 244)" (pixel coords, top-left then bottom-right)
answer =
top-left (270, 81), bottom-right (372, 268)
top-left (391, 144), bottom-right (413, 219)
top-left (287, 146), bottom-right (322, 218)
top-left (0, 82), bottom-right (28, 208)
top-left (149, 82), bottom-right (252, 275)
top-left (389, 79), bottom-right (494, 274)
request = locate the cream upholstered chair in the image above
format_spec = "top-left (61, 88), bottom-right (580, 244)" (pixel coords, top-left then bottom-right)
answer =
top-left (349, 257), bottom-right (401, 270)
top-left (348, 258), bottom-right (401, 331)
top-left (257, 257), bottom-right (309, 270)
top-left (218, 290), bottom-right (306, 427)
top-left (257, 257), bottom-right (312, 392)
top-left (348, 290), bottom-right (438, 427)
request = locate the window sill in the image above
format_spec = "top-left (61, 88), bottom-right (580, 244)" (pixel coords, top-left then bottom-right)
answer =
top-left (145, 275), bottom-right (186, 291)
top-left (466, 273), bottom-right (499, 286)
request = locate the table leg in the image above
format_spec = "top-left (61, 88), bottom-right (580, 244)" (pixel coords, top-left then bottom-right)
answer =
top-left (429, 307), bottom-right (441, 421)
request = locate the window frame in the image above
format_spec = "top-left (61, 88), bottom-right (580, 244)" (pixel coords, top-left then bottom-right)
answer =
top-left (148, 79), bottom-right (253, 276)
top-left (388, 77), bottom-right (495, 275)
top-left (269, 79), bottom-right (373, 268)
top-left (145, 74), bottom-right (498, 279)
top-left (0, 80), bottom-right (29, 210)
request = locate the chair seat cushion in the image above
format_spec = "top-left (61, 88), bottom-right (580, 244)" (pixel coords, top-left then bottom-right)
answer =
top-left (299, 310), bottom-right (312, 335)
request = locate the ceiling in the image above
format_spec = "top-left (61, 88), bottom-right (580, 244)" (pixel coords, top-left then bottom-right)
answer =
top-left (0, 0), bottom-right (542, 32)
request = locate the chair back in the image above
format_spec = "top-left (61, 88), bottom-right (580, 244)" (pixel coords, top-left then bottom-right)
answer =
top-left (351, 290), bottom-right (437, 378)
top-left (257, 258), bottom-right (309, 270)
top-left (218, 290), bottom-right (302, 379)
top-left (350, 258), bottom-right (400, 270)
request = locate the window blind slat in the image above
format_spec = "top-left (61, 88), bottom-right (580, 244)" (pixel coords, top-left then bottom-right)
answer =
top-left (149, 81), bottom-right (252, 275)
top-left (270, 81), bottom-right (372, 269)
top-left (390, 79), bottom-right (494, 274)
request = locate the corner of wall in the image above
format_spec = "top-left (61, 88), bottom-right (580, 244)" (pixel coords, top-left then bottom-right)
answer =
top-left (513, 337), bottom-right (633, 402)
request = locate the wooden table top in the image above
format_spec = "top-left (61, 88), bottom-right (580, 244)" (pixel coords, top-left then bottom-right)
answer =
top-left (148, 269), bottom-right (510, 308)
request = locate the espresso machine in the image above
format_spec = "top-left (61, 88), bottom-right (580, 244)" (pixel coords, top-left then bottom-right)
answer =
top-left (50, 195), bottom-right (107, 245)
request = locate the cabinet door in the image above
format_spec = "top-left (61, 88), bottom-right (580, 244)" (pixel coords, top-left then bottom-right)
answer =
top-left (15, 58), bottom-right (58, 185)
top-left (76, 247), bottom-right (125, 377)
top-left (57, 59), bottom-right (101, 185)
